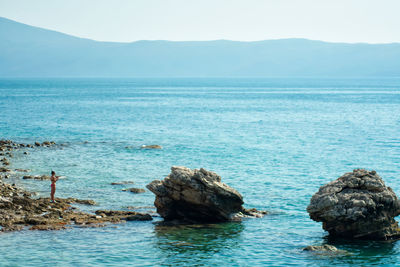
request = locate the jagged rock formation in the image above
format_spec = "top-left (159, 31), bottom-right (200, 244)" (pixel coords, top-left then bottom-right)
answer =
top-left (147, 166), bottom-right (265, 222)
top-left (307, 169), bottom-right (400, 240)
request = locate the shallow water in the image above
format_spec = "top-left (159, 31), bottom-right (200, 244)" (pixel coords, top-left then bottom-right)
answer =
top-left (1, 77), bottom-right (400, 266)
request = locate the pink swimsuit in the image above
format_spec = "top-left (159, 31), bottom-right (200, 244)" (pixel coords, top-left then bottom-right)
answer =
top-left (51, 177), bottom-right (56, 188)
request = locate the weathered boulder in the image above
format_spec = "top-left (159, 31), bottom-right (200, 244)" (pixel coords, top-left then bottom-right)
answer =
top-left (146, 166), bottom-right (247, 222)
top-left (307, 169), bottom-right (400, 240)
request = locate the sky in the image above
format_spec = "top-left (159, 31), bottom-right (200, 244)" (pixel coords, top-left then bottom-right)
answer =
top-left (0, 0), bottom-right (399, 44)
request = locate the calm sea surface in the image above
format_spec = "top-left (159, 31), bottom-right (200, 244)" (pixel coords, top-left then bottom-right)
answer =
top-left (0, 78), bottom-right (400, 266)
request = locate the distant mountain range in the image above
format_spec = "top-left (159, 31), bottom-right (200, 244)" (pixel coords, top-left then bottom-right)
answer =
top-left (1, 17), bottom-right (400, 77)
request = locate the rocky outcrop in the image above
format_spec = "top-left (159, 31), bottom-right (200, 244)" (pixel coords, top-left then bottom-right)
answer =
top-left (0, 140), bottom-right (24, 151)
top-left (147, 166), bottom-right (265, 222)
top-left (307, 169), bottom-right (400, 240)
top-left (0, 180), bottom-right (152, 232)
top-left (0, 139), bottom-right (56, 151)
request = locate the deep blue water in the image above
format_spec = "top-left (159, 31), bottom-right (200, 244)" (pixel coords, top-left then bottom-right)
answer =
top-left (1, 77), bottom-right (400, 266)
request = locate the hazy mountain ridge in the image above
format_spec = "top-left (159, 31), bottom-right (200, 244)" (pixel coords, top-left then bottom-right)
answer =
top-left (1, 17), bottom-right (400, 77)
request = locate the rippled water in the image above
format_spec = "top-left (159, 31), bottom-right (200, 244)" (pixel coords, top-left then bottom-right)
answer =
top-left (1, 78), bottom-right (400, 266)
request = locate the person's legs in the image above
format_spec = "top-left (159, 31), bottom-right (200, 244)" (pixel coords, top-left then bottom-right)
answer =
top-left (51, 185), bottom-right (55, 202)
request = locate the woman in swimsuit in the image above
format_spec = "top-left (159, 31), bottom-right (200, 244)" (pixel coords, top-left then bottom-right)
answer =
top-left (50, 171), bottom-right (60, 203)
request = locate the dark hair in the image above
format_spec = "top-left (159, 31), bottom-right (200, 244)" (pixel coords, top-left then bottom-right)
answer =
top-left (51, 171), bottom-right (55, 175)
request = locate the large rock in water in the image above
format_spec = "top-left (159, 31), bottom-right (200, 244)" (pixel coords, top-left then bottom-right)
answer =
top-left (146, 166), bottom-right (245, 222)
top-left (307, 169), bottom-right (400, 240)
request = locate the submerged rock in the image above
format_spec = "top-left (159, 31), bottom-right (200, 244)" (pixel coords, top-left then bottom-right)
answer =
top-left (303, 245), bottom-right (339, 252)
top-left (231, 208), bottom-right (268, 220)
top-left (15, 169), bottom-right (30, 172)
top-left (303, 244), bottom-right (349, 255)
top-left (0, 167), bottom-right (10, 173)
top-left (42, 141), bottom-right (56, 146)
top-left (307, 169), bottom-right (400, 240)
top-left (141, 145), bottom-right (162, 149)
top-left (94, 210), bottom-right (152, 221)
top-left (111, 181), bottom-right (135, 185)
top-left (147, 166), bottom-right (263, 222)
top-left (126, 214), bottom-right (152, 221)
top-left (22, 174), bottom-right (66, 180)
top-left (1, 157), bottom-right (10, 166)
top-left (126, 188), bottom-right (145, 194)
top-left (30, 224), bottom-right (68, 231)
top-left (63, 198), bottom-right (97, 205)
top-left (23, 175), bottom-right (51, 180)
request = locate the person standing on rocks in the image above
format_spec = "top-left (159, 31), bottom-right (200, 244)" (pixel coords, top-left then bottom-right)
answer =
top-left (50, 171), bottom-right (60, 203)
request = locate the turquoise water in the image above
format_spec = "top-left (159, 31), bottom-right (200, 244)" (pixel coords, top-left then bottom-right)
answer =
top-left (1, 77), bottom-right (400, 266)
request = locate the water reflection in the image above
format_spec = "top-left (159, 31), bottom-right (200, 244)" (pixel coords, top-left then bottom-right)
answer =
top-left (153, 222), bottom-right (244, 264)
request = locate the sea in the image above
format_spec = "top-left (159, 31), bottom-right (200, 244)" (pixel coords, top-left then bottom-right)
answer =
top-left (0, 77), bottom-right (400, 266)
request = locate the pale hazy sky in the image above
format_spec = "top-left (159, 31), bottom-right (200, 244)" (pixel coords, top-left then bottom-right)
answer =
top-left (0, 0), bottom-right (399, 43)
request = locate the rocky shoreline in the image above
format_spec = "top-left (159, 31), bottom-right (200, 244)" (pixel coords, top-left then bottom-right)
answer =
top-left (0, 139), bottom-right (152, 233)
top-left (5, 138), bottom-right (400, 246)
top-left (1, 139), bottom-right (266, 233)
